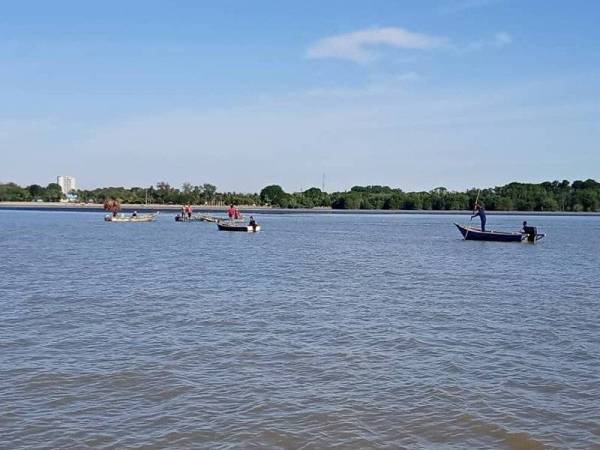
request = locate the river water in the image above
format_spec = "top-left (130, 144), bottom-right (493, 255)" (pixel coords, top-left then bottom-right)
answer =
top-left (1, 211), bottom-right (599, 449)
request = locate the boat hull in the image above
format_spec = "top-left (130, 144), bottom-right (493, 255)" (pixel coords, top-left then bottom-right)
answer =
top-left (105, 213), bottom-right (158, 222)
top-left (175, 215), bottom-right (223, 222)
top-left (455, 223), bottom-right (527, 242)
top-left (217, 223), bottom-right (260, 232)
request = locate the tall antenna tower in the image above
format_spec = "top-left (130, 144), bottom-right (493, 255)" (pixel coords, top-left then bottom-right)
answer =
top-left (321, 173), bottom-right (326, 192)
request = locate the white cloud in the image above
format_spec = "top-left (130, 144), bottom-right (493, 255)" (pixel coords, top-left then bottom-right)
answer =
top-left (462, 31), bottom-right (513, 52)
top-left (306, 27), bottom-right (446, 63)
top-left (494, 32), bottom-right (513, 47)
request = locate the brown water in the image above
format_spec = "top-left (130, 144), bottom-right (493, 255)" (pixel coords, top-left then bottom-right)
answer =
top-left (1, 211), bottom-right (599, 449)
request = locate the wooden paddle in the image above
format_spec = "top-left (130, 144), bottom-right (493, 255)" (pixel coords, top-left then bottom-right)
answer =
top-left (464, 189), bottom-right (480, 240)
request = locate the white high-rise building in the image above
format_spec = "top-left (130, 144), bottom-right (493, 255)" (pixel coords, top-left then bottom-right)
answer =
top-left (57, 176), bottom-right (76, 195)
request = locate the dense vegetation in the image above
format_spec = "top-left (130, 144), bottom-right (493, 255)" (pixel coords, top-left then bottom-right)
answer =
top-left (75, 182), bottom-right (261, 207)
top-left (0, 183), bottom-right (64, 202)
top-left (1, 179), bottom-right (599, 212)
top-left (258, 180), bottom-right (600, 212)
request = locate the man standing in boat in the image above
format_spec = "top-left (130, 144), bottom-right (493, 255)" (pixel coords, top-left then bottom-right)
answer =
top-left (228, 204), bottom-right (237, 221)
top-left (471, 203), bottom-right (486, 232)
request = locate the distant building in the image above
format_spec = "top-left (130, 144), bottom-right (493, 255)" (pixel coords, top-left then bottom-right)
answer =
top-left (57, 176), bottom-right (76, 195)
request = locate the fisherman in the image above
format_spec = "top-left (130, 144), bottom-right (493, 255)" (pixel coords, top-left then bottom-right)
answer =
top-left (520, 220), bottom-right (539, 242)
top-left (471, 203), bottom-right (486, 232)
top-left (181, 204), bottom-right (186, 220)
top-left (186, 204), bottom-right (192, 219)
top-left (228, 204), bottom-right (237, 221)
top-left (249, 215), bottom-right (257, 231)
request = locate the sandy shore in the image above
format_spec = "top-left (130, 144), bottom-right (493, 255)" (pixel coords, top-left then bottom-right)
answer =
top-left (1, 202), bottom-right (598, 216)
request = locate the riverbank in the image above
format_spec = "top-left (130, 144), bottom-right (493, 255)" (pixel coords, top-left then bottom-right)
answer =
top-left (1, 202), bottom-right (599, 216)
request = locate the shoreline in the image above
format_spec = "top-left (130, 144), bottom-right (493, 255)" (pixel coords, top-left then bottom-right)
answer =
top-left (1, 202), bottom-right (599, 216)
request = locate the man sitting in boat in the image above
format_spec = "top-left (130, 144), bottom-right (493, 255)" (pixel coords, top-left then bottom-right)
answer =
top-left (520, 220), bottom-right (539, 242)
top-left (249, 215), bottom-right (257, 231)
top-left (471, 203), bottom-right (486, 232)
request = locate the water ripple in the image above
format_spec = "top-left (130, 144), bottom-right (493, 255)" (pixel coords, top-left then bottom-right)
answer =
top-left (1, 212), bottom-right (599, 448)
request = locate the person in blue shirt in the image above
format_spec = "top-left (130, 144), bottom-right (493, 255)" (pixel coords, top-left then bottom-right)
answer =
top-left (471, 203), bottom-right (486, 232)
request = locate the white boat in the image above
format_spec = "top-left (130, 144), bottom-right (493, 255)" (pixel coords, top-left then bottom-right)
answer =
top-left (104, 212), bottom-right (158, 222)
top-left (217, 222), bottom-right (260, 232)
top-left (175, 214), bottom-right (226, 223)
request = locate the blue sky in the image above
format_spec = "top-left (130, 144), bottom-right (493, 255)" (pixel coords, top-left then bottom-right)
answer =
top-left (1, 0), bottom-right (599, 192)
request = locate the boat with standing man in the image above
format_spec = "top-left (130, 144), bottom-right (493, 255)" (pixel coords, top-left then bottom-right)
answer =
top-left (217, 209), bottom-right (260, 232)
top-left (103, 198), bottom-right (158, 222)
top-left (454, 223), bottom-right (545, 243)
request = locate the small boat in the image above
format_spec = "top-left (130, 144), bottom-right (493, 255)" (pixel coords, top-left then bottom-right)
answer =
top-left (105, 212), bottom-right (158, 222)
top-left (202, 215), bottom-right (234, 223)
top-left (217, 222), bottom-right (260, 232)
top-left (176, 214), bottom-right (235, 223)
top-left (176, 214), bottom-right (212, 222)
top-left (199, 215), bottom-right (221, 223)
top-left (454, 223), bottom-right (545, 243)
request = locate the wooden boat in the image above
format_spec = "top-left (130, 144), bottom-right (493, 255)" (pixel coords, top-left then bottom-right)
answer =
top-left (217, 222), bottom-right (261, 232)
top-left (199, 215), bottom-right (222, 223)
top-left (176, 214), bottom-right (238, 223)
top-left (454, 223), bottom-right (545, 243)
top-left (176, 214), bottom-right (216, 222)
top-left (105, 212), bottom-right (158, 222)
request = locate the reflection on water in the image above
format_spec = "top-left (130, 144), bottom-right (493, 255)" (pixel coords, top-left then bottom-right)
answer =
top-left (1, 211), bottom-right (599, 448)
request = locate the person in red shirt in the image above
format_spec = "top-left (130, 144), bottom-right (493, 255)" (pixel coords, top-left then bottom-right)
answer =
top-left (227, 204), bottom-right (236, 220)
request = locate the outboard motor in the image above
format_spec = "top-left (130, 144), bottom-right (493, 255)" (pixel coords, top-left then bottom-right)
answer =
top-left (523, 225), bottom-right (537, 243)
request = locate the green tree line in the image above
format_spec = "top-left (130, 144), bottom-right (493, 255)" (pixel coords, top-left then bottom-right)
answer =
top-left (1, 179), bottom-right (599, 211)
top-left (259, 179), bottom-right (600, 212)
top-left (0, 181), bottom-right (261, 206)
top-left (75, 182), bottom-right (261, 206)
top-left (0, 182), bottom-right (64, 202)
